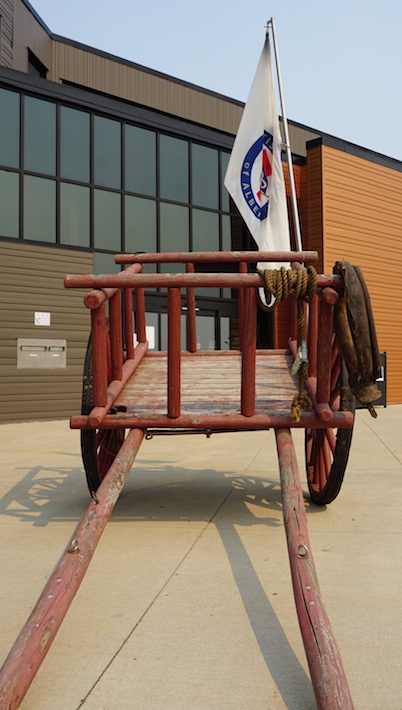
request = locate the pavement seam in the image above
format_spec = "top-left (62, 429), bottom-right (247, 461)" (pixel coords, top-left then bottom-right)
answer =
top-left (356, 410), bottom-right (402, 468)
top-left (75, 430), bottom-right (273, 708)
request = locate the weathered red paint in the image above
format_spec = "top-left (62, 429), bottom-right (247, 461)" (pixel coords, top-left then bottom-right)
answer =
top-left (185, 263), bottom-right (197, 353)
top-left (241, 287), bottom-right (257, 416)
top-left (238, 261), bottom-right (247, 353)
top-left (70, 410), bottom-right (354, 431)
top-left (308, 295), bottom-right (319, 378)
top-left (288, 338), bottom-right (333, 422)
top-left (134, 287), bottom-right (146, 343)
top-left (145, 349), bottom-right (289, 357)
top-left (65, 271), bottom-right (343, 291)
top-left (83, 262), bottom-right (143, 309)
top-left (90, 305), bottom-right (108, 406)
top-left (0, 251), bottom-right (359, 709)
top-left (316, 301), bottom-right (334, 403)
top-left (0, 428), bottom-right (144, 710)
top-left (167, 287), bottom-right (181, 417)
top-left (123, 287), bottom-right (135, 359)
top-left (275, 428), bottom-right (354, 709)
top-left (319, 286), bottom-right (340, 305)
top-left (115, 250), bottom-right (318, 264)
top-left (88, 342), bottom-right (148, 427)
top-left (109, 291), bottom-right (123, 381)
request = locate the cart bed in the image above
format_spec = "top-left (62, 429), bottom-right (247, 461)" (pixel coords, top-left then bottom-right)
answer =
top-left (112, 350), bottom-right (296, 420)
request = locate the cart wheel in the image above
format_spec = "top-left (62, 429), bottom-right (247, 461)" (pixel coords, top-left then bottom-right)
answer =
top-left (81, 332), bottom-right (125, 495)
top-left (305, 344), bottom-right (355, 505)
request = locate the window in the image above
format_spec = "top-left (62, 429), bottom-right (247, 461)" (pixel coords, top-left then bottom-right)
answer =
top-left (28, 49), bottom-right (48, 79)
top-left (0, 88), bottom-right (20, 168)
top-left (0, 86), bottom-right (238, 293)
top-left (0, 170), bottom-right (19, 238)
top-left (160, 202), bottom-right (189, 254)
top-left (94, 189), bottom-right (121, 250)
top-left (60, 183), bottom-right (90, 247)
top-left (125, 195), bottom-right (156, 253)
top-left (160, 135), bottom-right (188, 202)
top-left (24, 175), bottom-right (56, 242)
top-left (192, 144), bottom-right (219, 209)
top-left (94, 116), bottom-right (121, 189)
top-left (192, 209), bottom-right (219, 251)
top-left (221, 152), bottom-right (230, 211)
top-left (60, 107), bottom-right (90, 183)
top-left (24, 96), bottom-right (56, 175)
top-left (125, 125), bottom-right (156, 196)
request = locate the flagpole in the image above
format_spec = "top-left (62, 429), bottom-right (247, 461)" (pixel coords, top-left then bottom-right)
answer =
top-left (268, 17), bottom-right (303, 252)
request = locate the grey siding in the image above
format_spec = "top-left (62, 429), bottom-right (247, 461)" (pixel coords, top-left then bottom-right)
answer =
top-left (0, 241), bottom-right (93, 422)
top-left (0, 0), bottom-right (14, 67)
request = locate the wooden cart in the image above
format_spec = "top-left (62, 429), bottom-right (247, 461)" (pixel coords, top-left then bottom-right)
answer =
top-left (1, 250), bottom-right (379, 709)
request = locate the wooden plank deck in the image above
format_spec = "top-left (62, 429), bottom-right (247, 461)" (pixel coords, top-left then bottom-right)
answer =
top-left (112, 351), bottom-right (297, 418)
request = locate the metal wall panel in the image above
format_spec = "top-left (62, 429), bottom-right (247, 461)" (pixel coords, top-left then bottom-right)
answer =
top-left (0, 241), bottom-right (92, 422)
top-left (0, 0), bottom-right (14, 67)
top-left (50, 41), bottom-right (244, 135)
top-left (12, 0), bottom-right (51, 73)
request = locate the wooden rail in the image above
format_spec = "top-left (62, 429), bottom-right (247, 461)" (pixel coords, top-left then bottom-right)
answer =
top-left (63, 250), bottom-right (346, 428)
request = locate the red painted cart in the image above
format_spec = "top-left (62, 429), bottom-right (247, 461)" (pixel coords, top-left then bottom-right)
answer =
top-left (0, 250), bottom-right (380, 709)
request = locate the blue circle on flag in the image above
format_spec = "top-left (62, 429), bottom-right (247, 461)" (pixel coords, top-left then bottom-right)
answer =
top-left (240, 131), bottom-right (273, 221)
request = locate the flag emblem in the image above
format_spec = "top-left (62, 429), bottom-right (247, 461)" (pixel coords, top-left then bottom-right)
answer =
top-left (241, 130), bottom-right (273, 221)
top-left (224, 35), bottom-right (290, 261)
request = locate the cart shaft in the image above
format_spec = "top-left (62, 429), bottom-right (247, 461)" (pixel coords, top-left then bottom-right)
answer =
top-left (0, 428), bottom-right (144, 710)
top-left (276, 428), bottom-right (354, 709)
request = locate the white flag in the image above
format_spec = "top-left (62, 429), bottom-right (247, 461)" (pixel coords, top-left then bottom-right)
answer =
top-left (224, 35), bottom-right (291, 269)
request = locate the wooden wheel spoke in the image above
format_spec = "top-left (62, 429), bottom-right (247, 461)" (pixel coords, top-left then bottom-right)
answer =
top-left (325, 427), bottom-right (336, 454)
top-left (81, 328), bottom-right (126, 494)
top-left (318, 440), bottom-right (328, 490)
top-left (305, 352), bottom-right (355, 505)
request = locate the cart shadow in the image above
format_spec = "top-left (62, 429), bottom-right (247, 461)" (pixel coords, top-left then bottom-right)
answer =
top-left (0, 462), bottom-right (89, 526)
top-left (0, 460), bottom-right (319, 708)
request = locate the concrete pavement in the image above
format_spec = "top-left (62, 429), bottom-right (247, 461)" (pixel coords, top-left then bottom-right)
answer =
top-left (0, 406), bottom-right (401, 709)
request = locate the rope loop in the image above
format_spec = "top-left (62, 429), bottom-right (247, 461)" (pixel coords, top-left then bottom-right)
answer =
top-left (257, 265), bottom-right (318, 423)
top-left (257, 265), bottom-right (317, 310)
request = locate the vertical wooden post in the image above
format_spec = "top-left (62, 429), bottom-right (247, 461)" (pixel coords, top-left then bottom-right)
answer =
top-left (109, 291), bottom-right (123, 381)
top-left (167, 287), bottom-right (181, 418)
top-left (186, 263), bottom-right (197, 352)
top-left (316, 300), bottom-right (333, 403)
top-left (135, 288), bottom-right (146, 343)
top-left (241, 287), bottom-right (257, 416)
top-left (123, 288), bottom-right (135, 359)
top-left (290, 299), bottom-right (297, 344)
top-left (90, 305), bottom-right (108, 406)
top-left (307, 294), bottom-right (318, 378)
top-left (238, 261), bottom-right (247, 353)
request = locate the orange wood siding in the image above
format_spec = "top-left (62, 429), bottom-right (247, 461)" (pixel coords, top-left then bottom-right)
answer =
top-left (321, 144), bottom-right (402, 403)
top-left (305, 145), bottom-right (324, 271)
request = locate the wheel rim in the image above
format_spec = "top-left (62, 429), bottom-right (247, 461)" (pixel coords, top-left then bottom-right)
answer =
top-left (305, 339), bottom-right (354, 505)
top-left (306, 427), bottom-right (337, 495)
top-left (81, 327), bottom-right (126, 494)
top-left (96, 429), bottom-right (125, 481)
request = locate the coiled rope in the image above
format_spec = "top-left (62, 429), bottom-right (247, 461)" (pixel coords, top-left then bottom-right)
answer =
top-left (258, 265), bottom-right (317, 423)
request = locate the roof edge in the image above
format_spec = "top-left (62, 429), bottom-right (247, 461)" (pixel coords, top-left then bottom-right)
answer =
top-left (307, 134), bottom-right (402, 173)
top-left (51, 34), bottom-right (245, 108)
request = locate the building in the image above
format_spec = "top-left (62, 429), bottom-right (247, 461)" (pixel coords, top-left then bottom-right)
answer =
top-left (1, 0), bottom-right (401, 422)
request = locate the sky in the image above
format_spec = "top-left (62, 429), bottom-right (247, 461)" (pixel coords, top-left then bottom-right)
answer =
top-left (30, 0), bottom-right (402, 161)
